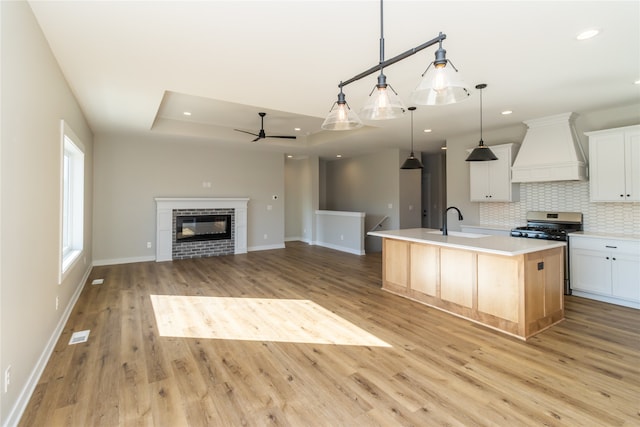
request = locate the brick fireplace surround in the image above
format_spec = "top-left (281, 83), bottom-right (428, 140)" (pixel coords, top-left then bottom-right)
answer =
top-left (155, 198), bottom-right (249, 262)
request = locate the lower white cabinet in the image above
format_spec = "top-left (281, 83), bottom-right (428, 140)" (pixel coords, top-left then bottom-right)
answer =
top-left (570, 234), bottom-right (640, 308)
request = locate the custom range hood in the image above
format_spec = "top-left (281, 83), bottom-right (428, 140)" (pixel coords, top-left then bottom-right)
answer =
top-left (511, 112), bottom-right (587, 183)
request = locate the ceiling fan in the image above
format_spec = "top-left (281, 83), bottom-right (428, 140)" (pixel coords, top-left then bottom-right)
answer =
top-left (234, 112), bottom-right (297, 142)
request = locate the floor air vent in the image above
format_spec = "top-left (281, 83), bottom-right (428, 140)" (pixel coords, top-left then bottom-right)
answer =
top-left (69, 330), bottom-right (90, 345)
top-left (91, 279), bottom-right (104, 285)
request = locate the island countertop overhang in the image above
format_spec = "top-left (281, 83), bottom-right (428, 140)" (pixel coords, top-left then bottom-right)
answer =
top-left (368, 228), bottom-right (566, 256)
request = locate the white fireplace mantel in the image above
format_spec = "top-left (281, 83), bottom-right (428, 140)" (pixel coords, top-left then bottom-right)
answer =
top-left (155, 197), bottom-right (249, 262)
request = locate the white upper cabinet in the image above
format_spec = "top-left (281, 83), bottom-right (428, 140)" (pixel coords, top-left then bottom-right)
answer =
top-left (586, 125), bottom-right (640, 202)
top-left (469, 143), bottom-right (520, 202)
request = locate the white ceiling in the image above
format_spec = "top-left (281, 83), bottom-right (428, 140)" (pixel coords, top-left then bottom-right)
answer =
top-left (29, 1), bottom-right (640, 158)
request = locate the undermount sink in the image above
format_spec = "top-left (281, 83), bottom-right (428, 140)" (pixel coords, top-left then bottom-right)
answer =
top-left (426, 230), bottom-right (490, 238)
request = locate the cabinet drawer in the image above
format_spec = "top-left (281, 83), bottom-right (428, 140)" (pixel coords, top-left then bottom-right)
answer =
top-left (569, 236), bottom-right (640, 255)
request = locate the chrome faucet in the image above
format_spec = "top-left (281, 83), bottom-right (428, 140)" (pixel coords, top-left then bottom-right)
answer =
top-left (442, 206), bottom-right (464, 236)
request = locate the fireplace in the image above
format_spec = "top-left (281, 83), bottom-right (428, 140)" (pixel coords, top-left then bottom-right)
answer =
top-left (176, 214), bottom-right (231, 242)
top-left (155, 197), bottom-right (249, 262)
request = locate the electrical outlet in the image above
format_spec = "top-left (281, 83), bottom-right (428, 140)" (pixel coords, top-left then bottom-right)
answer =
top-left (263, 234), bottom-right (268, 240)
top-left (340, 234), bottom-right (344, 240)
top-left (146, 241), bottom-right (152, 248)
top-left (4, 365), bottom-right (11, 393)
top-left (56, 296), bottom-right (59, 311)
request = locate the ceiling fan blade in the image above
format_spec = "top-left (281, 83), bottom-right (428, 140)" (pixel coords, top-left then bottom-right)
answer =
top-left (252, 136), bottom-right (261, 142)
top-left (269, 135), bottom-right (297, 139)
top-left (234, 129), bottom-right (259, 137)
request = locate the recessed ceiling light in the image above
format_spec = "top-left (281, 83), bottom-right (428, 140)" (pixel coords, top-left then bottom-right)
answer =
top-left (576, 29), bottom-right (600, 40)
top-left (336, 154), bottom-right (342, 158)
top-left (183, 111), bottom-right (192, 116)
top-left (286, 154), bottom-right (293, 158)
top-left (635, 79), bottom-right (640, 85)
top-left (441, 146), bottom-right (447, 150)
top-left (294, 127), bottom-right (301, 131)
top-left (423, 129), bottom-right (432, 133)
top-left (501, 110), bottom-right (513, 115)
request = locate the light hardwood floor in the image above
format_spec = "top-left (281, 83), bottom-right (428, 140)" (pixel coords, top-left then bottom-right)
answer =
top-left (20, 242), bottom-right (640, 426)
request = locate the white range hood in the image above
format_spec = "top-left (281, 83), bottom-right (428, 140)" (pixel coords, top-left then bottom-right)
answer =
top-left (511, 112), bottom-right (587, 183)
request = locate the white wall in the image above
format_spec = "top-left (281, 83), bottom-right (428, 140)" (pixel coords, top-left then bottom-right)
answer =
top-left (446, 103), bottom-right (640, 233)
top-left (92, 134), bottom-right (285, 263)
top-left (1, 2), bottom-right (94, 424)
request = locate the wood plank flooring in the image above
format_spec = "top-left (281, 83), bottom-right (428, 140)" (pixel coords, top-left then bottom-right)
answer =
top-left (20, 242), bottom-right (640, 426)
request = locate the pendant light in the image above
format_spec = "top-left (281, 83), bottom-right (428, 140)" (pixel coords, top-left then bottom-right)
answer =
top-left (465, 84), bottom-right (498, 162)
top-left (322, 1), bottom-right (469, 130)
top-left (401, 107), bottom-right (424, 169)
top-left (360, 0), bottom-right (405, 120)
top-left (321, 85), bottom-right (363, 131)
top-left (411, 35), bottom-right (471, 106)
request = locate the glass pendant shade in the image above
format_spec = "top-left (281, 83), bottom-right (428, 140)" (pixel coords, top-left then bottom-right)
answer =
top-left (321, 91), bottom-right (363, 131)
top-left (411, 62), bottom-right (471, 106)
top-left (360, 74), bottom-right (405, 120)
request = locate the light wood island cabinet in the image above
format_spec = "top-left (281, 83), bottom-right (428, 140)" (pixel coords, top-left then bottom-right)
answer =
top-left (371, 229), bottom-right (566, 340)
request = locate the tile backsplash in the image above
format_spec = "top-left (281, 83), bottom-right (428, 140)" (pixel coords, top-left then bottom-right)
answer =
top-left (479, 181), bottom-right (640, 235)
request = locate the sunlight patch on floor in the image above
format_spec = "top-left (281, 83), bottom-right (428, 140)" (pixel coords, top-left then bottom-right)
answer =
top-left (150, 295), bottom-right (391, 347)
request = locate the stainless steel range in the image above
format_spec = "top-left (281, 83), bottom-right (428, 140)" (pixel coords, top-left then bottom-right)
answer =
top-left (511, 211), bottom-right (583, 295)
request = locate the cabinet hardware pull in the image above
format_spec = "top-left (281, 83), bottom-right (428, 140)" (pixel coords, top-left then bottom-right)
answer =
top-left (620, 194), bottom-right (624, 197)
top-left (606, 256), bottom-right (609, 260)
top-left (627, 194), bottom-right (631, 197)
top-left (605, 245), bottom-right (617, 248)
top-left (612, 257), bottom-right (616, 261)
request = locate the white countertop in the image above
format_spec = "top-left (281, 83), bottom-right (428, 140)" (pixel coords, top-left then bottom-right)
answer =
top-left (460, 223), bottom-right (521, 232)
top-left (569, 231), bottom-right (640, 242)
top-left (368, 228), bottom-right (566, 256)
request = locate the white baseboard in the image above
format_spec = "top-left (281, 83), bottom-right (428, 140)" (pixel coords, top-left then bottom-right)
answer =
top-left (314, 241), bottom-right (365, 256)
top-left (248, 243), bottom-right (286, 252)
top-left (285, 237), bottom-right (313, 244)
top-left (571, 291), bottom-right (640, 309)
top-left (93, 255), bottom-right (155, 266)
top-left (3, 265), bottom-right (92, 427)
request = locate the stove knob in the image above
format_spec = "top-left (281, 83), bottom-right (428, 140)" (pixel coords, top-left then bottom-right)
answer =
top-left (521, 232), bottom-right (527, 237)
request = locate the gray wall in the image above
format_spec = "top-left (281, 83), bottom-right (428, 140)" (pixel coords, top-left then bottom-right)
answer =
top-left (93, 134), bottom-right (285, 263)
top-left (285, 156), bottom-right (318, 244)
top-left (1, 2), bottom-right (94, 423)
top-left (421, 152), bottom-right (446, 229)
top-left (322, 149), bottom-right (421, 252)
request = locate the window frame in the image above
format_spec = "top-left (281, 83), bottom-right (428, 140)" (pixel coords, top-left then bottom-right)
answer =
top-left (59, 120), bottom-right (85, 283)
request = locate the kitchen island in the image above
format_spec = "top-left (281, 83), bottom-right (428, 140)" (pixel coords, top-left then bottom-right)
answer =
top-left (368, 228), bottom-right (567, 340)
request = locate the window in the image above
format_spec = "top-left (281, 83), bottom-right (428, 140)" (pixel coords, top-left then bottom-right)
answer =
top-left (60, 120), bottom-right (84, 282)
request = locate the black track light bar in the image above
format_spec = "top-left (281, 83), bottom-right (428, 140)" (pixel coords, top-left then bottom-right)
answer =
top-left (338, 33), bottom-right (447, 89)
